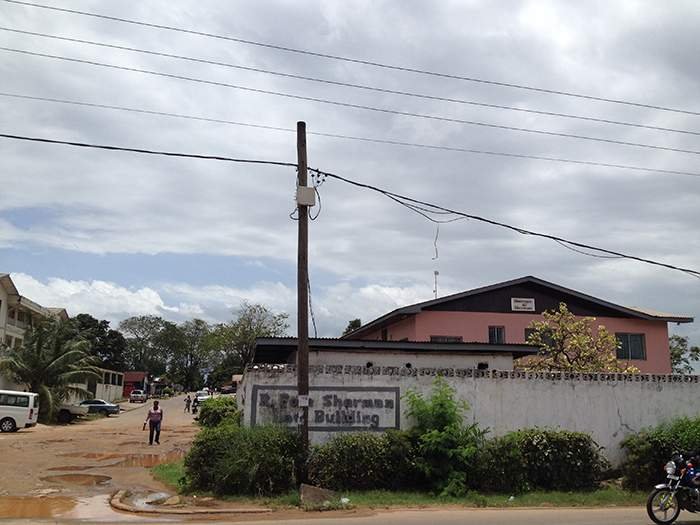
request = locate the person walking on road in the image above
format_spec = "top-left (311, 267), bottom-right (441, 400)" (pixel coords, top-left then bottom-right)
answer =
top-left (184, 395), bottom-right (191, 413)
top-left (143, 400), bottom-right (163, 445)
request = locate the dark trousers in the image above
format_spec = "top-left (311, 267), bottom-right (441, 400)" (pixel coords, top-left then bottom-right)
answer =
top-left (149, 420), bottom-right (161, 444)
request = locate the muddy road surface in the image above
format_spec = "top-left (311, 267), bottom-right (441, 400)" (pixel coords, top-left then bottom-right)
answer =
top-left (0, 394), bottom-right (198, 520)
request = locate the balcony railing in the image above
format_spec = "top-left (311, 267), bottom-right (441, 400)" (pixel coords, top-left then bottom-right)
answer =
top-left (7, 318), bottom-right (28, 330)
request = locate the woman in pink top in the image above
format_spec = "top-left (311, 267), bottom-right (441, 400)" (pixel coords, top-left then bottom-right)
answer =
top-left (143, 400), bottom-right (163, 445)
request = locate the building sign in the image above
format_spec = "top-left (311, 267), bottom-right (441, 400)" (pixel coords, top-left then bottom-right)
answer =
top-left (250, 385), bottom-right (400, 431)
top-left (511, 297), bottom-right (536, 312)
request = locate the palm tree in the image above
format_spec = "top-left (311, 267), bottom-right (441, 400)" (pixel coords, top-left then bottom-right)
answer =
top-left (0, 319), bottom-right (102, 421)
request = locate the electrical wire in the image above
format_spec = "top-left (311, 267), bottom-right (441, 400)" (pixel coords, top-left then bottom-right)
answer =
top-left (3, 26), bottom-right (699, 137)
top-left (307, 167), bottom-right (700, 280)
top-left (1, 130), bottom-right (698, 279)
top-left (4, 48), bottom-right (700, 158)
top-left (307, 276), bottom-right (318, 338)
top-left (4, 0), bottom-right (700, 117)
top-left (3, 91), bottom-right (700, 179)
top-left (0, 132), bottom-right (297, 167)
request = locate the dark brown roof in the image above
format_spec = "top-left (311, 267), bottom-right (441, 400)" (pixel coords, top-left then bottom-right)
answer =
top-left (344, 275), bottom-right (694, 339)
top-left (254, 337), bottom-right (537, 363)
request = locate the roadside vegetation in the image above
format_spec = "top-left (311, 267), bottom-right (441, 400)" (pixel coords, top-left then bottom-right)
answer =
top-left (0, 319), bottom-right (101, 421)
top-left (621, 415), bottom-right (700, 489)
top-left (153, 461), bottom-right (643, 508)
top-left (153, 376), bottom-right (643, 509)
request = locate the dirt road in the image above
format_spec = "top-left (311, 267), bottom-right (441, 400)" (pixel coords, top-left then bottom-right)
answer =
top-left (0, 394), bottom-right (197, 498)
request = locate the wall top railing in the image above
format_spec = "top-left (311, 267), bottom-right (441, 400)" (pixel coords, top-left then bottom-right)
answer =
top-left (245, 363), bottom-right (700, 383)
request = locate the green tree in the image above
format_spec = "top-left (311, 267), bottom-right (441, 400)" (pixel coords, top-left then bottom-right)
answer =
top-left (118, 315), bottom-right (169, 374)
top-left (70, 313), bottom-right (127, 371)
top-left (206, 302), bottom-right (289, 383)
top-left (522, 302), bottom-right (638, 373)
top-left (0, 320), bottom-right (101, 421)
top-left (342, 318), bottom-right (362, 336)
top-left (167, 319), bottom-right (212, 391)
top-left (669, 335), bottom-right (700, 374)
top-left (404, 377), bottom-right (486, 496)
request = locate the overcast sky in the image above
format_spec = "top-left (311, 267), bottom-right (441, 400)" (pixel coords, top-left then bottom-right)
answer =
top-left (0, 0), bottom-right (698, 346)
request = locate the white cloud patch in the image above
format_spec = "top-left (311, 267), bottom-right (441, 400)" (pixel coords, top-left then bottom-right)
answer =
top-left (0, 1), bottom-right (697, 343)
top-left (11, 272), bottom-right (174, 322)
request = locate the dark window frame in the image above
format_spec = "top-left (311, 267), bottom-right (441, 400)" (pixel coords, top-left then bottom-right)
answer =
top-left (429, 335), bottom-right (464, 343)
top-left (616, 333), bottom-right (647, 360)
top-left (488, 326), bottom-right (506, 344)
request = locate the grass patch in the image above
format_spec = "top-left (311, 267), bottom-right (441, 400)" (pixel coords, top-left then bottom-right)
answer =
top-left (152, 460), bottom-right (185, 489)
top-left (339, 487), bottom-right (645, 508)
top-left (151, 461), bottom-right (299, 508)
top-left (151, 461), bottom-right (644, 509)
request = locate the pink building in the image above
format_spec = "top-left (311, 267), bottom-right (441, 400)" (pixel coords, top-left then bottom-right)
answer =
top-left (344, 276), bottom-right (694, 374)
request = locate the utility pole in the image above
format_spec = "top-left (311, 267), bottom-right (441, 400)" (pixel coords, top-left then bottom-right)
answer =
top-left (296, 121), bottom-right (310, 459)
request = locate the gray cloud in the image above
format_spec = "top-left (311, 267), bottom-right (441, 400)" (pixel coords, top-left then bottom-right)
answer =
top-left (0, 0), bottom-right (698, 344)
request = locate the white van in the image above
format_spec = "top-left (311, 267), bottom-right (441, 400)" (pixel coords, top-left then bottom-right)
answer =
top-left (0, 390), bottom-right (39, 432)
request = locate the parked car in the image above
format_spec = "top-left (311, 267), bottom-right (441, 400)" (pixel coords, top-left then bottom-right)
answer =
top-left (195, 390), bottom-right (211, 403)
top-left (220, 385), bottom-right (236, 395)
top-left (79, 399), bottom-right (120, 416)
top-left (57, 402), bottom-right (89, 424)
top-left (0, 390), bottom-right (39, 432)
top-left (129, 389), bottom-right (148, 403)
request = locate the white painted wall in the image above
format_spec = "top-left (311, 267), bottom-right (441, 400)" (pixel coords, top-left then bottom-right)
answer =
top-left (242, 366), bottom-right (700, 465)
top-left (0, 284), bottom-right (8, 344)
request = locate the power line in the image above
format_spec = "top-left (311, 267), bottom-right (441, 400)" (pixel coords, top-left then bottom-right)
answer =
top-left (3, 92), bottom-right (700, 179)
top-left (0, 130), bottom-right (698, 279)
top-left (0, 133), bottom-right (297, 167)
top-left (3, 26), bottom-right (699, 138)
top-left (3, 0), bottom-right (699, 117)
top-left (4, 47), bottom-right (700, 157)
top-left (307, 168), bottom-right (700, 280)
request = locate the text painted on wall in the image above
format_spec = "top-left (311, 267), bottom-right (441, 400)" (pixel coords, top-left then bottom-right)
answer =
top-left (250, 385), bottom-right (400, 431)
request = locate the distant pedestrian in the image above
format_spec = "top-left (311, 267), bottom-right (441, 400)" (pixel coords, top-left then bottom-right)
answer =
top-left (184, 395), bottom-right (191, 413)
top-left (143, 400), bottom-right (163, 445)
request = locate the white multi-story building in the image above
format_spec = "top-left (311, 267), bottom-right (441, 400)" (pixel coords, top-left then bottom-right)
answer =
top-left (0, 273), bottom-right (68, 350)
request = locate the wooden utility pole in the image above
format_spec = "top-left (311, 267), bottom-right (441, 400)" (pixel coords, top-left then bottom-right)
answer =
top-left (296, 121), bottom-right (310, 456)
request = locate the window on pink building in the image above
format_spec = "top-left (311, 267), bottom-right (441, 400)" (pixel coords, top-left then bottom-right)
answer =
top-left (430, 335), bottom-right (463, 343)
top-left (489, 326), bottom-right (505, 344)
top-left (616, 333), bottom-right (646, 360)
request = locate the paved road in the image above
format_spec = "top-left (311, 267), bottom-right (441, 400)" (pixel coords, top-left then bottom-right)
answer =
top-left (231, 507), bottom-right (700, 525)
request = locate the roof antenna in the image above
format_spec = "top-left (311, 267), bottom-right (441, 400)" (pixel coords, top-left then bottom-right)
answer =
top-left (432, 223), bottom-right (440, 298)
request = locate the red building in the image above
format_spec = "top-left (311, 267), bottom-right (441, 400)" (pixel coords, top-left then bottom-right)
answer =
top-left (344, 276), bottom-right (694, 374)
top-left (122, 371), bottom-right (149, 398)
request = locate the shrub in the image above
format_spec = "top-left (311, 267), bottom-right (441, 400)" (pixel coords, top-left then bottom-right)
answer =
top-left (476, 433), bottom-right (528, 494)
top-left (477, 429), bottom-right (608, 492)
top-left (184, 424), bottom-right (302, 495)
top-left (621, 416), bottom-right (700, 489)
top-left (308, 430), bottom-right (417, 490)
top-left (198, 396), bottom-right (241, 428)
top-left (404, 377), bottom-right (487, 496)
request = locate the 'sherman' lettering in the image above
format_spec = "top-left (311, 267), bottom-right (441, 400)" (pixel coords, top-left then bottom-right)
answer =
top-left (252, 386), bottom-right (399, 431)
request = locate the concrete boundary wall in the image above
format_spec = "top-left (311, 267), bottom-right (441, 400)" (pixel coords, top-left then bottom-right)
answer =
top-left (241, 365), bottom-right (700, 465)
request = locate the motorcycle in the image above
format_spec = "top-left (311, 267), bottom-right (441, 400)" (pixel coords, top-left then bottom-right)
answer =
top-left (647, 452), bottom-right (700, 524)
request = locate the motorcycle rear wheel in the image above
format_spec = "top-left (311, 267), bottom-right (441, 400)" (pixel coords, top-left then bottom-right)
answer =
top-left (647, 488), bottom-right (681, 524)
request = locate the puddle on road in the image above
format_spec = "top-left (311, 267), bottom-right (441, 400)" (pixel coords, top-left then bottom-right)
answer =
top-left (0, 496), bottom-right (76, 518)
top-left (0, 495), bottom-right (173, 521)
top-left (114, 450), bottom-right (185, 468)
top-left (41, 474), bottom-right (112, 486)
top-left (47, 465), bottom-right (95, 471)
top-left (60, 452), bottom-right (124, 461)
